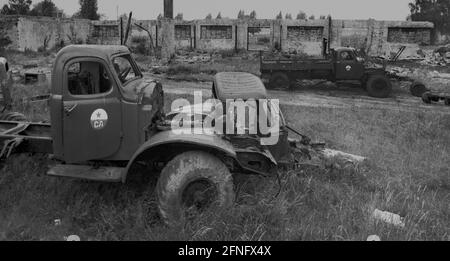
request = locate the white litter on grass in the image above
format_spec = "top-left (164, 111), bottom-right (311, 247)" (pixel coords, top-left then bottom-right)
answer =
top-left (54, 219), bottom-right (61, 226)
top-left (367, 235), bottom-right (381, 241)
top-left (372, 209), bottom-right (405, 228)
top-left (66, 235), bottom-right (81, 241)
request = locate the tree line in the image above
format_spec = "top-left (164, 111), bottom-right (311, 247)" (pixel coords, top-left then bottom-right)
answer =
top-left (0, 0), bottom-right (101, 20)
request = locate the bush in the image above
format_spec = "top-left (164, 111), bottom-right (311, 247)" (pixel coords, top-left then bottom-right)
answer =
top-left (131, 36), bottom-right (149, 55)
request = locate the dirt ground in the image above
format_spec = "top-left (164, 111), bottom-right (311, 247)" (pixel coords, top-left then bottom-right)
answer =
top-left (0, 50), bottom-right (448, 241)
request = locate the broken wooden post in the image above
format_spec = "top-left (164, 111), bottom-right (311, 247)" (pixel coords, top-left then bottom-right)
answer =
top-left (120, 17), bottom-right (124, 45)
top-left (123, 12), bottom-right (133, 46)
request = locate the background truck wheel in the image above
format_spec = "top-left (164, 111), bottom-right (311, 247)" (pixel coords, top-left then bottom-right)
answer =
top-left (0, 112), bottom-right (27, 122)
top-left (410, 82), bottom-right (429, 97)
top-left (269, 72), bottom-right (290, 90)
top-left (156, 151), bottom-right (234, 226)
top-left (422, 92), bottom-right (432, 104)
top-left (366, 75), bottom-right (392, 98)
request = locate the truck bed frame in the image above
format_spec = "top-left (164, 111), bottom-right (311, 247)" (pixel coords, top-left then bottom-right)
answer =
top-left (0, 121), bottom-right (52, 159)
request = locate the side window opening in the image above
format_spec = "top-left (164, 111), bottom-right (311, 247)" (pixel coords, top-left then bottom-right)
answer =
top-left (67, 61), bottom-right (112, 96)
top-left (112, 55), bottom-right (141, 84)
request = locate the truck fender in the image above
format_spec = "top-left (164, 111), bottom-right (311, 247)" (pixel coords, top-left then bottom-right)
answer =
top-left (122, 130), bottom-right (238, 182)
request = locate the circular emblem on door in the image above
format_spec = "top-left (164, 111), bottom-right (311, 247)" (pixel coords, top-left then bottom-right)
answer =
top-left (90, 109), bottom-right (108, 130)
top-left (346, 65), bottom-right (352, 71)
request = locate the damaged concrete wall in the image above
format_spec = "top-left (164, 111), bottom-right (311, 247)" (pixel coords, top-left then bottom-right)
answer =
top-left (193, 19), bottom-right (236, 50)
top-left (331, 19), bottom-right (434, 58)
top-left (89, 20), bottom-right (120, 45)
top-left (283, 19), bottom-right (328, 56)
top-left (246, 19), bottom-right (276, 51)
top-left (19, 17), bottom-right (91, 51)
top-left (158, 19), bottom-right (175, 60)
top-left (1, 16), bottom-right (91, 52)
top-left (0, 16), bottom-right (20, 50)
top-left (1, 15), bottom-right (435, 58)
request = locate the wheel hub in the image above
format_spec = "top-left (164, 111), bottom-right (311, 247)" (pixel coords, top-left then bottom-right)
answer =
top-left (182, 179), bottom-right (217, 211)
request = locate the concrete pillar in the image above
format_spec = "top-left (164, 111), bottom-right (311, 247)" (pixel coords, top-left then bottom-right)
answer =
top-left (158, 19), bottom-right (175, 60)
top-left (236, 22), bottom-right (247, 50)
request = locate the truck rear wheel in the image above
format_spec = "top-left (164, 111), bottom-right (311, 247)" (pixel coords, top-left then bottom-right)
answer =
top-left (422, 92), bottom-right (432, 104)
top-left (269, 72), bottom-right (290, 90)
top-left (155, 151), bottom-right (234, 226)
top-left (410, 82), bottom-right (429, 97)
top-left (366, 75), bottom-right (392, 98)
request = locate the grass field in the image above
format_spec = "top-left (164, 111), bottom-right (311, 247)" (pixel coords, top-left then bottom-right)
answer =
top-left (0, 52), bottom-right (448, 241)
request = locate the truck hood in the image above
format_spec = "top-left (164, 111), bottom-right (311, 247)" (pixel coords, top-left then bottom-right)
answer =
top-left (121, 78), bottom-right (161, 102)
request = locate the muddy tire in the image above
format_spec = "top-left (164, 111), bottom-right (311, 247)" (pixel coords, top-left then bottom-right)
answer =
top-left (269, 72), bottom-right (290, 90)
top-left (445, 99), bottom-right (450, 106)
top-left (366, 75), bottom-right (392, 98)
top-left (410, 82), bottom-right (429, 97)
top-left (422, 92), bottom-right (432, 104)
top-left (0, 112), bottom-right (27, 122)
top-left (156, 151), bottom-right (234, 226)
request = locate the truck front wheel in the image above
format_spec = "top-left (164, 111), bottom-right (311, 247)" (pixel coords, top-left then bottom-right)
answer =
top-left (155, 151), bottom-right (235, 226)
top-left (366, 75), bottom-right (392, 98)
top-left (269, 72), bottom-right (290, 90)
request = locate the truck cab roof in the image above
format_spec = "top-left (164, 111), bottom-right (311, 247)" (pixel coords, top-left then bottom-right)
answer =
top-left (55, 45), bottom-right (131, 61)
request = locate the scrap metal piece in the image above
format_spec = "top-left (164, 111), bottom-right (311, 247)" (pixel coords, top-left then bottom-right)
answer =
top-left (0, 137), bottom-right (24, 159)
top-left (291, 138), bottom-right (367, 173)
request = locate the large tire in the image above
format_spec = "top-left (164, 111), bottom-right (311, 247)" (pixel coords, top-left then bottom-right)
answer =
top-left (366, 75), bottom-right (392, 98)
top-left (269, 72), bottom-right (290, 90)
top-left (0, 112), bottom-right (27, 122)
top-left (156, 151), bottom-right (234, 226)
top-left (410, 82), bottom-right (429, 97)
top-left (422, 92), bottom-right (432, 104)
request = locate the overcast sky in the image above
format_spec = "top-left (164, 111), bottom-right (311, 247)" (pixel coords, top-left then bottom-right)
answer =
top-left (0, 0), bottom-right (413, 21)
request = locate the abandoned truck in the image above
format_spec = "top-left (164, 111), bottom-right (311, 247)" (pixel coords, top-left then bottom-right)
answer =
top-left (0, 45), bottom-right (366, 225)
top-left (261, 47), bottom-right (395, 98)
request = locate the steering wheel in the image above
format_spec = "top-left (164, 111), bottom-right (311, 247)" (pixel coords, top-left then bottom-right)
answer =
top-left (119, 67), bottom-right (131, 82)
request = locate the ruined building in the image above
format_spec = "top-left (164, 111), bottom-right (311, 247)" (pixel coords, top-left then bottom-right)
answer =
top-left (0, 14), bottom-right (436, 59)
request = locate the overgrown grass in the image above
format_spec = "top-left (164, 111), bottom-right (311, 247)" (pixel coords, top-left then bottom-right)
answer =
top-left (0, 51), bottom-right (448, 241)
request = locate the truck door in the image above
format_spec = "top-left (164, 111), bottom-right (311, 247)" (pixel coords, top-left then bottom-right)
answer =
top-left (335, 50), bottom-right (364, 80)
top-left (62, 58), bottom-right (122, 163)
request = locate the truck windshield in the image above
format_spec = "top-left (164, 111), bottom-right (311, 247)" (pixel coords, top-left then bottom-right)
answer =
top-left (112, 55), bottom-right (142, 85)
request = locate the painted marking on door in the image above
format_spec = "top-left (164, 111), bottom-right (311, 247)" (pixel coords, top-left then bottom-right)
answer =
top-left (90, 109), bottom-right (108, 130)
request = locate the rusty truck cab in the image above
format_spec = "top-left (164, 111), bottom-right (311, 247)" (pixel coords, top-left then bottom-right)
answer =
top-left (50, 45), bottom-right (163, 164)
